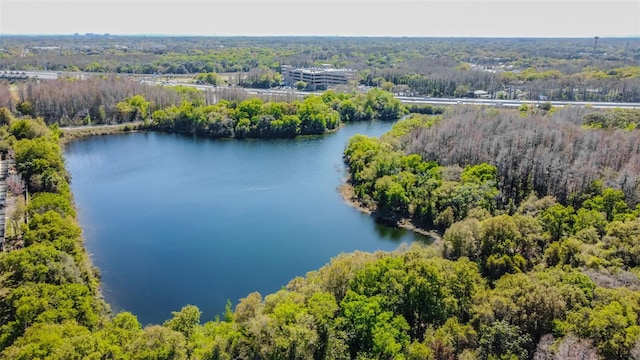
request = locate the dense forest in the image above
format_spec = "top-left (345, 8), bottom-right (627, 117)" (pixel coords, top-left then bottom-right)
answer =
top-left (340, 106), bottom-right (640, 358)
top-left (0, 35), bottom-right (640, 358)
top-left (1, 36), bottom-right (640, 101)
top-left (405, 106), bottom-right (640, 206)
top-left (1, 77), bottom-right (423, 131)
top-left (0, 100), bottom-right (640, 358)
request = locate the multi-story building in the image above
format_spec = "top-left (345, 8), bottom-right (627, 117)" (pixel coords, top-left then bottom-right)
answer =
top-left (281, 64), bottom-right (357, 90)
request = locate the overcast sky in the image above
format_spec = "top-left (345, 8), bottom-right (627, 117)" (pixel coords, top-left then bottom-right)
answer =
top-left (1, 0), bottom-right (639, 37)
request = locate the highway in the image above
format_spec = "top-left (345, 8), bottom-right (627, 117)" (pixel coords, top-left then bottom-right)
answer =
top-left (141, 79), bottom-right (640, 109)
top-left (9, 70), bottom-right (640, 109)
top-left (396, 96), bottom-right (640, 109)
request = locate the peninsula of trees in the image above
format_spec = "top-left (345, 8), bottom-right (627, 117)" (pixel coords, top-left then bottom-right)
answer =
top-left (341, 105), bottom-right (640, 358)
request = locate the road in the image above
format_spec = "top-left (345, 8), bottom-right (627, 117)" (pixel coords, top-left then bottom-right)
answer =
top-left (396, 96), bottom-right (640, 109)
top-left (141, 79), bottom-right (640, 109)
top-left (9, 70), bottom-right (640, 109)
top-left (4, 70), bottom-right (89, 80)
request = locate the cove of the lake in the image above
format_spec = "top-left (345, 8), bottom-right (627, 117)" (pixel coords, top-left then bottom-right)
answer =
top-left (64, 121), bottom-right (431, 326)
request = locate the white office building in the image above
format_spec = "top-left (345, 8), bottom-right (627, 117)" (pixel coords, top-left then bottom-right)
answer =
top-left (281, 64), bottom-right (357, 90)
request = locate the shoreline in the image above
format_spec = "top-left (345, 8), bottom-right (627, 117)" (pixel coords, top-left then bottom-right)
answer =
top-left (337, 180), bottom-right (442, 242)
top-left (59, 124), bottom-right (141, 147)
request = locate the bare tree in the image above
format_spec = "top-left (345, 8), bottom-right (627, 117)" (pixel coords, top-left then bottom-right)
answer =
top-left (6, 173), bottom-right (25, 196)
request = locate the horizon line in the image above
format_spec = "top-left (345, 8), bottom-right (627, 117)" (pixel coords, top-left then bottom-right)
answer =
top-left (2, 33), bottom-right (639, 39)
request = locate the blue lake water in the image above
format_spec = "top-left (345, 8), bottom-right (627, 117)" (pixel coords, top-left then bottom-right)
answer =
top-left (64, 121), bottom-right (430, 326)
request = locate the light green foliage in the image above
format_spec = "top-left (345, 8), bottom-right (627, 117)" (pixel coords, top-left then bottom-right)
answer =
top-left (364, 88), bottom-right (407, 120)
top-left (343, 121), bottom-right (501, 228)
top-left (344, 134), bottom-right (386, 196)
top-left (16, 101), bottom-right (34, 117)
top-left (126, 95), bottom-right (150, 120)
top-left (340, 291), bottom-right (409, 358)
top-left (348, 253), bottom-right (484, 340)
top-left (544, 237), bottom-right (584, 267)
top-left (602, 219), bottom-right (640, 267)
top-left (195, 72), bottom-right (224, 85)
top-left (479, 215), bottom-right (519, 259)
top-left (236, 98), bottom-right (263, 122)
top-left (149, 95), bottom-right (340, 138)
top-left (0, 282), bottom-right (100, 348)
top-left (307, 251), bottom-right (379, 302)
top-left (14, 137), bottom-right (66, 189)
top-left (517, 193), bottom-right (558, 217)
top-left (233, 291), bottom-right (263, 325)
top-left (560, 290), bottom-right (640, 360)
top-left (583, 109), bottom-right (640, 130)
top-left (127, 325), bottom-right (188, 360)
top-left (9, 118), bottom-right (51, 140)
top-left (443, 218), bottom-right (481, 260)
top-left (0, 321), bottom-right (99, 360)
top-left (573, 207), bottom-right (607, 235)
top-left (435, 180), bottom-right (499, 222)
top-left (23, 210), bottom-right (82, 246)
top-left (518, 103), bottom-right (529, 116)
top-left (478, 273), bottom-right (567, 341)
top-left (307, 291), bottom-right (339, 325)
top-left (337, 99), bottom-right (360, 122)
top-left (27, 192), bottom-right (76, 218)
top-left (163, 305), bottom-right (202, 340)
top-left (195, 319), bottom-right (241, 360)
top-left (0, 116), bottom-right (106, 355)
top-left (4, 99), bottom-right (640, 360)
top-left (443, 212), bottom-right (544, 278)
top-left (151, 108), bottom-right (171, 127)
top-left (173, 86), bottom-right (205, 105)
top-left (69, 312), bottom-right (143, 359)
top-left (406, 340), bottom-right (434, 360)
top-left (0, 244), bottom-right (82, 287)
top-left (540, 203), bottom-right (575, 241)
top-left (385, 114), bottom-right (439, 139)
top-left (423, 317), bottom-right (477, 357)
top-left (461, 164), bottom-right (497, 184)
top-left (261, 290), bottom-right (321, 359)
top-left (0, 108), bottom-right (15, 126)
top-left (373, 174), bottom-right (411, 214)
top-left (145, 88), bottom-right (404, 138)
top-left (299, 95), bottom-right (340, 134)
top-left (583, 188), bottom-right (631, 221)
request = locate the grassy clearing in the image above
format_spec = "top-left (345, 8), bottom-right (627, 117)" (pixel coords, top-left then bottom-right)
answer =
top-left (59, 123), bottom-right (142, 146)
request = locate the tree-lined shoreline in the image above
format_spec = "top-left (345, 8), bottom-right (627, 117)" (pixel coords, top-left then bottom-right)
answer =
top-left (1, 43), bottom-right (640, 355)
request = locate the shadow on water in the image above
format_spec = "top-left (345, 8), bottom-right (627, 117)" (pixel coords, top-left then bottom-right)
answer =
top-left (372, 218), bottom-right (436, 245)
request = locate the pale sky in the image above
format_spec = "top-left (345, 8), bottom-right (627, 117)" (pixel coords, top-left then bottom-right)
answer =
top-left (1, 0), bottom-right (639, 37)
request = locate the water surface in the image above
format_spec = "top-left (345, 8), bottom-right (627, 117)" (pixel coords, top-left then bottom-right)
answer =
top-left (64, 122), bottom-right (429, 325)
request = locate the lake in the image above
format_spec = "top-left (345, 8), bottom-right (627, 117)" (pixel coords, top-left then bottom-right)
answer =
top-left (64, 121), bottom-right (430, 326)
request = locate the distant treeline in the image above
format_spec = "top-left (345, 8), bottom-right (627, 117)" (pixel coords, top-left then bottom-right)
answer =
top-left (2, 36), bottom-right (639, 101)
